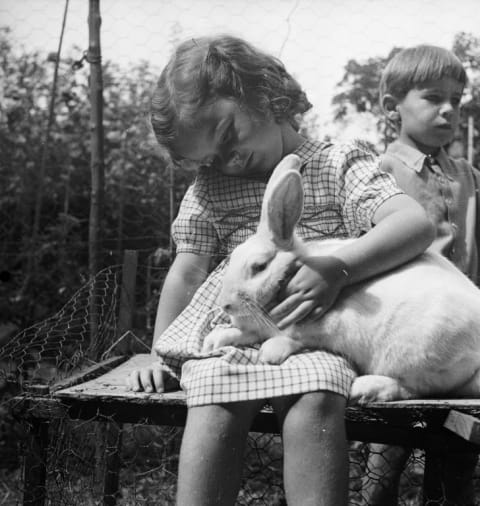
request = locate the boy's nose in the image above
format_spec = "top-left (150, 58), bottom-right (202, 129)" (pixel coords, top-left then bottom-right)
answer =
top-left (439, 101), bottom-right (454, 116)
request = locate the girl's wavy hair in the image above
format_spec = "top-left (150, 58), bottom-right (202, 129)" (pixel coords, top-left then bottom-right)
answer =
top-left (379, 44), bottom-right (467, 102)
top-left (150, 35), bottom-right (312, 162)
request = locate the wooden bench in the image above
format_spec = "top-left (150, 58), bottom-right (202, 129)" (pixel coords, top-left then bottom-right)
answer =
top-left (15, 353), bottom-right (480, 505)
top-left (13, 251), bottom-right (480, 505)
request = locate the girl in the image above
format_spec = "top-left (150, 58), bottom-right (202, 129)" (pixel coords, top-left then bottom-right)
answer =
top-left (127, 35), bottom-right (434, 505)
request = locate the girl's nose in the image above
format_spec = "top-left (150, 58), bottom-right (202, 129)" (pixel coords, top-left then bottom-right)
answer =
top-left (224, 151), bottom-right (242, 168)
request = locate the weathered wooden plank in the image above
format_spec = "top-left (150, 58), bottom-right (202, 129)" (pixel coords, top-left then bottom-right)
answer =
top-left (50, 355), bottom-right (128, 393)
top-left (51, 354), bottom-right (480, 429)
top-left (53, 354), bottom-right (185, 403)
top-left (444, 409), bottom-right (480, 444)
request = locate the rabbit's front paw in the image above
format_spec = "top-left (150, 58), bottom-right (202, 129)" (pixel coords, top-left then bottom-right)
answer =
top-left (259, 336), bottom-right (303, 365)
top-left (349, 375), bottom-right (413, 405)
top-left (202, 326), bottom-right (243, 353)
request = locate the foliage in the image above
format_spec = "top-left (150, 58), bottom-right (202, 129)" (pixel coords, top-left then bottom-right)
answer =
top-left (0, 27), bottom-right (193, 331)
top-left (331, 32), bottom-right (480, 164)
top-left (332, 47), bottom-right (401, 121)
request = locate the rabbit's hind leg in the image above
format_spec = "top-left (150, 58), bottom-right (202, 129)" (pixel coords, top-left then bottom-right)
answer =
top-left (349, 375), bottom-right (415, 405)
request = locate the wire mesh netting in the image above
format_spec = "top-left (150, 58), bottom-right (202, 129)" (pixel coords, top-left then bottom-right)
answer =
top-left (1, 0), bottom-right (480, 504)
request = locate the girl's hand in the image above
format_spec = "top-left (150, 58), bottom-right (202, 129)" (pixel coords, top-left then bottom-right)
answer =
top-left (270, 256), bottom-right (349, 329)
top-left (126, 364), bottom-right (165, 393)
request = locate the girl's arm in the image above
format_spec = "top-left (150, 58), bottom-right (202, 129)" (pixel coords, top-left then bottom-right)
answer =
top-left (272, 194), bottom-right (434, 327)
top-left (127, 252), bottom-right (211, 392)
top-left (333, 193), bottom-right (435, 282)
top-left (152, 252), bottom-right (212, 349)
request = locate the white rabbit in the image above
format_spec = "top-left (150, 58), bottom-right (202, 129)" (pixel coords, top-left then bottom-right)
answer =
top-left (201, 154), bottom-right (480, 403)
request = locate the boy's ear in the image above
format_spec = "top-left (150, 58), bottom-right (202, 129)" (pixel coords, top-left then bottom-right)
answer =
top-left (381, 94), bottom-right (400, 122)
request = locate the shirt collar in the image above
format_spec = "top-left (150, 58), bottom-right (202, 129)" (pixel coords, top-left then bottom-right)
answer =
top-left (293, 138), bottom-right (324, 171)
top-left (386, 141), bottom-right (448, 173)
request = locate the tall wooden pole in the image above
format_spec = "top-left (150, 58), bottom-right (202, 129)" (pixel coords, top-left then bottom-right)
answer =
top-left (87, 0), bottom-right (104, 343)
top-left (88, 0), bottom-right (105, 280)
top-left (467, 115), bottom-right (474, 165)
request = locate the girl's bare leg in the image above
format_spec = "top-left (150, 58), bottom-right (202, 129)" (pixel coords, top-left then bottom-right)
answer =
top-left (272, 391), bottom-right (349, 506)
top-left (176, 399), bottom-right (265, 506)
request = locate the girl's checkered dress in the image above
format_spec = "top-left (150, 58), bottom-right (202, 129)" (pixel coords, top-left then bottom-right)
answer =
top-left (154, 139), bottom-right (403, 407)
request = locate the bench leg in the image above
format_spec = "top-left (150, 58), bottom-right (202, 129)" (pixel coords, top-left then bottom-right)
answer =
top-left (23, 418), bottom-right (49, 506)
top-left (94, 421), bottom-right (123, 506)
top-left (103, 422), bottom-right (123, 506)
top-left (423, 448), bottom-right (478, 505)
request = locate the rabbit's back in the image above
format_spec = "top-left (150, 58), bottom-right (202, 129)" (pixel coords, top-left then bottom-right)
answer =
top-left (296, 239), bottom-right (480, 395)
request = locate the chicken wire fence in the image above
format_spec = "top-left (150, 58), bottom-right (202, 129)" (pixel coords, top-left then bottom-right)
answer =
top-left (1, 0), bottom-right (480, 504)
top-left (0, 259), bottom-right (443, 505)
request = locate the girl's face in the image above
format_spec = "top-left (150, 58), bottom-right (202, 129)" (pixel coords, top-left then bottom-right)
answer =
top-left (396, 76), bottom-right (464, 154)
top-left (173, 99), bottom-right (302, 178)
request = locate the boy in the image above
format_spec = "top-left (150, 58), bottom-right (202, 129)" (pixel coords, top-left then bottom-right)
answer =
top-left (363, 44), bottom-right (480, 506)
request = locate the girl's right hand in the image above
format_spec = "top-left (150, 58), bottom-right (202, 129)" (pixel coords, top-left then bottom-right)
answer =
top-left (126, 364), bottom-right (165, 393)
top-left (270, 257), bottom-right (349, 329)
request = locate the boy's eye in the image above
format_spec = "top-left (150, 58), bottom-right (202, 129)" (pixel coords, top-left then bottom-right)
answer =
top-left (425, 94), bottom-right (442, 103)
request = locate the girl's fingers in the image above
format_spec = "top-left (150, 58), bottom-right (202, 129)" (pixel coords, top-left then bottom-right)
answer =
top-left (277, 301), bottom-right (314, 329)
top-left (126, 370), bottom-right (141, 391)
top-left (152, 366), bottom-right (164, 392)
top-left (270, 293), bottom-right (303, 320)
top-left (125, 367), bottom-right (165, 393)
top-left (140, 368), bottom-right (154, 392)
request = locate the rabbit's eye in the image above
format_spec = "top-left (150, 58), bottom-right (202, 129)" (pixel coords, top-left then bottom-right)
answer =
top-left (251, 262), bottom-right (268, 274)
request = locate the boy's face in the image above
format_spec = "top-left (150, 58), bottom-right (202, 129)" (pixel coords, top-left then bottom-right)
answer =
top-left (173, 99), bottom-right (295, 178)
top-left (395, 77), bottom-right (464, 154)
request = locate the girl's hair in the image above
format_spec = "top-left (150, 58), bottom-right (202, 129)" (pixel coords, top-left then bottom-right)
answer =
top-left (150, 35), bottom-right (312, 162)
top-left (379, 44), bottom-right (467, 101)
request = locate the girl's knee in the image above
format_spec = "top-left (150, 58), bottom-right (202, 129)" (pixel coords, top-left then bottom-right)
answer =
top-left (298, 391), bottom-right (347, 419)
top-left (272, 391), bottom-right (347, 425)
top-left (186, 399), bottom-right (265, 432)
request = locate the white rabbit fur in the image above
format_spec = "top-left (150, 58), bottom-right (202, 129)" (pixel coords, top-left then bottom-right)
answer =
top-left (202, 154), bottom-right (480, 403)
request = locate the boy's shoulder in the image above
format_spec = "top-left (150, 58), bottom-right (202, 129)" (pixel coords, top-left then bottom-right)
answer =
top-left (442, 153), bottom-right (479, 182)
top-left (381, 141), bottom-right (424, 170)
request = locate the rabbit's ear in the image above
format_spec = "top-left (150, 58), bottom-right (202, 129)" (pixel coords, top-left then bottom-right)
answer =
top-left (259, 165), bottom-right (304, 249)
top-left (262, 154), bottom-right (302, 204)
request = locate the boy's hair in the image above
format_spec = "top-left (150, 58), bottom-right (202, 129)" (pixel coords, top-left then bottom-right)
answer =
top-left (150, 35), bottom-right (312, 162)
top-left (379, 44), bottom-right (467, 102)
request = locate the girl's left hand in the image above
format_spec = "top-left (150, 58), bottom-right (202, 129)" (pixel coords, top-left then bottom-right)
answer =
top-left (270, 257), bottom-right (349, 329)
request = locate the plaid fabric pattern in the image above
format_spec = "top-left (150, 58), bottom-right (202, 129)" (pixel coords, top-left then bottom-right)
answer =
top-left (156, 139), bottom-right (403, 407)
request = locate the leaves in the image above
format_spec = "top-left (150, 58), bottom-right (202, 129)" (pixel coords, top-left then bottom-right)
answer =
top-left (331, 34), bottom-right (480, 166)
top-left (0, 30), bottom-right (189, 328)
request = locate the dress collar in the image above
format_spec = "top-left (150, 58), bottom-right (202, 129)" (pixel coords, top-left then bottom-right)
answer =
top-left (293, 138), bottom-right (323, 167)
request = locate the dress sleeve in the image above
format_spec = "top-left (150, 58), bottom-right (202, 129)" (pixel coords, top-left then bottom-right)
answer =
top-left (171, 179), bottom-right (220, 255)
top-left (334, 141), bottom-right (404, 235)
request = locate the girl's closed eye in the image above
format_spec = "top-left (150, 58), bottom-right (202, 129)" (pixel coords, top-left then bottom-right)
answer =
top-left (219, 122), bottom-right (237, 156)
top-left (220, 122), bottom-right (233, 146)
